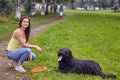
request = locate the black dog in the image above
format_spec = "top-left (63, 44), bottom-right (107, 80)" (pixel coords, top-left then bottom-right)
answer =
top-left (57, 48), bottom-right (116, 79)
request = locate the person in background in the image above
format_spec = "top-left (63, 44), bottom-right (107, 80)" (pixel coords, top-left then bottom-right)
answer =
top-left (59, 5), bottom-right (64, 18)
top-left (6, 16), bottom-right (42, 73)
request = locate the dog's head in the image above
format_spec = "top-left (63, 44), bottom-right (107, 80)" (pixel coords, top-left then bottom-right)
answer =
top-left (58, 48), bottom-right (73, 62)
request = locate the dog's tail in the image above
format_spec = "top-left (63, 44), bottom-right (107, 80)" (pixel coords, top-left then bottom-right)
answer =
top-left (106, 73), bottom-right (116, 79)
top-left (99, 72), bottom-right (116, 79)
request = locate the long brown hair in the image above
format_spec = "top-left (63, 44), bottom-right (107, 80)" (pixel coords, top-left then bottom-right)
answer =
top-left (19, 16), bottom-right (31, 42)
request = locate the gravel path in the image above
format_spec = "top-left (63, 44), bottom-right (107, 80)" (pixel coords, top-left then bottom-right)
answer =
top-left (0, 15), bottom-right (68, 80)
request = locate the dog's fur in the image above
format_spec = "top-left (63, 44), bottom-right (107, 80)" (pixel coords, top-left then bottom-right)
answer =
top-left (57, 48), bottom-right (116, 79)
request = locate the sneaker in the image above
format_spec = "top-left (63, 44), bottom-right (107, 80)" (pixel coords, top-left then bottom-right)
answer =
top-left (12, 60), bottom-right (17, 68)
top-left (15, 66), bottom-right (26, 73)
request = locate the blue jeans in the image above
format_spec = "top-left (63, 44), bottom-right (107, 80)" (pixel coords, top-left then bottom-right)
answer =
top-left (6, 48), bottom-right (36, 65)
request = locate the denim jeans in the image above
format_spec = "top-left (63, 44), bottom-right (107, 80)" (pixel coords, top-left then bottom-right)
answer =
top-left (6, 48), bottom-right (36, 65)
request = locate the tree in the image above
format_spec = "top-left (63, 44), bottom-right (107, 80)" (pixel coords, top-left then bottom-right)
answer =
top-left (0, 0), bottom-right (12, 15)
top-left (71, 0), bottom-right (75, 10)
top-left (40, 0), bottom-right (46, 15)
top-left (50, 0), bottom-right (54, 13)
top-left (53, 0), bottom-right (58, 13)
top-left (31, 0), bottom-right (36, 16)
top-left (15, 0), bottom-right (21, 19)
top-left (23, 0), bottom-right (31, 13)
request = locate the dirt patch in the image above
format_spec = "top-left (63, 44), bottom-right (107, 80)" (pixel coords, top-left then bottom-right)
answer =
top-left (0, 15), bottom-right (68, 80)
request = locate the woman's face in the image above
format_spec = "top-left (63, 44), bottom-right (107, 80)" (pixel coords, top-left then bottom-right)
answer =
top-left (21, 18), bottom-right (29, 28)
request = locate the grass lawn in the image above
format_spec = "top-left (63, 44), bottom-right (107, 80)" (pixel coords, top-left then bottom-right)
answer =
top-left (22, 10), bottom-right (120, 80)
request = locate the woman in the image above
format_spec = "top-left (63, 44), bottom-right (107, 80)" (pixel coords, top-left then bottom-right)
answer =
top-left (59, 5), bottom-right (64, 18)
top-left (6, 16), bottom-right (42, 72)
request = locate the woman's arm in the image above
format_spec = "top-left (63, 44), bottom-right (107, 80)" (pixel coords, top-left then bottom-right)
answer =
top-left (13, 29), bottom-right (42, 52)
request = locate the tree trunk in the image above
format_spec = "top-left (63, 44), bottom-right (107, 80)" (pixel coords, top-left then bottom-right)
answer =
top-left (31, 0), bottom-right (36, 16)
top-left (15, 0), bottom-right (21, 19)
top-left (45, 2), bottom-right (49, 15)
top-left (50, 0), bottom-right (53, 14)
top-left (40, 0), bottom-right (46, 15)
top-left (71, 0), bottom-right (75, 10)
top-left (53, 0), bottom-right (57, 13)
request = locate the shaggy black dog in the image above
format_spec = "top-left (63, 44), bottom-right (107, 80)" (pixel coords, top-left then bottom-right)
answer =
top-left (57, 48), bottom-right (116, 79)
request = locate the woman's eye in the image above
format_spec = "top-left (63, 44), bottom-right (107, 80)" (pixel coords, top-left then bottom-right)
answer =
top-left (23, 21), bottom-right (29, 23)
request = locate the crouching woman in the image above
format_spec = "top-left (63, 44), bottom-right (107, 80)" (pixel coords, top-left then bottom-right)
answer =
top-left (6, 16), bottom-right (42, 73)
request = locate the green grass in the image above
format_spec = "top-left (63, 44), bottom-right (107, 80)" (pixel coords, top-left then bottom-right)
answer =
top-left (0, 13), bottom-right (59, 42)
top-left (23, 10), bottom-right (120, 80)
top-left (1, 10), bottom-right (120, 80)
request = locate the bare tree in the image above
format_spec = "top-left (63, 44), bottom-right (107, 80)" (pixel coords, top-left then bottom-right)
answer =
top-left (53, 0), bottom-right (58, 13)
top-left (45, 0), bottom-right (49, 15)
top-left (15, 0), bottom-right (21, 19)
top-left (50, 0), bottom-right (54, 13)
top-left (31, 0), bottom-right (36, 16)
top-left (40, 0), bottom-right (46, 15)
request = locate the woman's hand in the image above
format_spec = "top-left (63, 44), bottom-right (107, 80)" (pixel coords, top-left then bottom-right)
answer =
top-left (28, 53), bottom-right (32, 61)
top-left (36, 46), bottom-right (42, 53)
